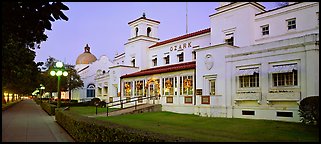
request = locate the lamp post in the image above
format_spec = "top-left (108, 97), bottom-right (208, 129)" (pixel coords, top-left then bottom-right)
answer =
top-left (50, 62), bottom-right (68, 108)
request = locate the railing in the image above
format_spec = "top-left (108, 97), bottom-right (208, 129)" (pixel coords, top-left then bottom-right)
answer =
top-left (106, 95), bottom-right (160, 116)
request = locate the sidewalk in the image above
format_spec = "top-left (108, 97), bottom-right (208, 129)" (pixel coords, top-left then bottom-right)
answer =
top-left (2, 99), bottom-right (75, 142)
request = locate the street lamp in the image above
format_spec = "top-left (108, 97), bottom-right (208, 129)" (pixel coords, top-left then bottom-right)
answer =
top-left (50, 61), bottom-right (68, 108)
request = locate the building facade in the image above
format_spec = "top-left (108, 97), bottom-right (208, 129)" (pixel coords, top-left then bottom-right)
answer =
top-left (73, 2), bottom-right (319, 122)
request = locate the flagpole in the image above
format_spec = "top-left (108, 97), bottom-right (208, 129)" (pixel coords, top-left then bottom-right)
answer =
top-left (186, 2), bottom-right (188, 34)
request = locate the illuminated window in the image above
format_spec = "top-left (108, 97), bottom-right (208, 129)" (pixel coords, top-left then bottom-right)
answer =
top-left (124, 82), bottom-right (132, 96)
top-left (134, 80), bottom-right (144, 96)
top-left (162, 77), bottom-right (174, 96)
top-left (180, 75), bottom-right (193, 96)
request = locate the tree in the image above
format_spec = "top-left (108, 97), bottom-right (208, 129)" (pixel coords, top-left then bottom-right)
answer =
top-left (64, 64), bottom-right (84, 102)
top-left (39, 57), bottom-right (83, 102)
top-left (2, 2), bottom-right (69, 103)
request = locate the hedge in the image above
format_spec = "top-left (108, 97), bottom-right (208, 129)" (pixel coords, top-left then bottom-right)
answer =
top-left (55, 109), bottom-right (195, 142)
top-left (299, 96), bottom-right (319, 125)
top-left (40, 102), bottom-right (57, 116)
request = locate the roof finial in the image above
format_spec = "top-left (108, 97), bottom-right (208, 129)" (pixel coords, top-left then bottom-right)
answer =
top-left (142, 12), bottom-right (146, 18)
top-left (84, 44), bottom-right (90, 53)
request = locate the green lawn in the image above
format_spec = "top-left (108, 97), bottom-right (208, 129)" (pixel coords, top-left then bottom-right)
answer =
top-left (96, 111), bottom-right (319, 142)
top-left (69, 106), bottom-right (119, 116)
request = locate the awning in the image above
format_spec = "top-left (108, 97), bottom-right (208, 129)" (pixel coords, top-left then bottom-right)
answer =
top-left (269, 64), bottom-right (297, 73)
top-left (235, 68), bottom-right (259, 76)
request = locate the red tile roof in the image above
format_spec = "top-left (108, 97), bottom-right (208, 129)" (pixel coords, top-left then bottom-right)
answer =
top-left (121, 61), bottom-right (196, 78)
top-left (149, 28), bottom-right (210, 49)
top-left (128, 17), bottom-right (160, 25)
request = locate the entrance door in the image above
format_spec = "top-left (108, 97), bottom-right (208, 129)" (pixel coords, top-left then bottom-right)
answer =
top-left (148, 82), bottom-right (159, 104)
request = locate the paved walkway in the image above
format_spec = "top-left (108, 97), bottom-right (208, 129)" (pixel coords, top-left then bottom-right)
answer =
top-left (2, 99), bottom-right (75, 142)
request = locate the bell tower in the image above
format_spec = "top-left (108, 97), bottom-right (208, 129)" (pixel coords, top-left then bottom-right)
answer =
top-left (128, 12), bottom-right (160, 39)
top-left (124, 13), bottom-right (161, 70)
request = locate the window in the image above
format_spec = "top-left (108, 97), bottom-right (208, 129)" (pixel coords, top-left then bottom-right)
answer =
top-left (209, 79), bottom-right (215, 95)
top-left (103, 86), bottom-right (108, 96)
top-left (184, 96), bottom-right (193, 104)
top-left (131, 58), bottom-right (135, 67)
top-left (135, 27), bottom-right (139, 36)
top-left (273, 70), bottom-right (297, 86)
top-left (180, 75), bottom-right (193, 96)
top-left (201, 96), bottom-right (210, 104)
top-left (147, 27), bottom-right (151, 37)
top-left (166, 96), bottom-right (173, 103)
top-left (287, 18), bottom-right (296, 30)
top-left (242, 110), bottom-right (255, 115)
top-left (124, 82), bottom-right (132, 96)
top-left (164, 55), bottom-right (170, 64)
top-left (192, 51), bottom-right (196, 60)
top-left (261, 25), bottom-right (269, 36)
top-left (177, 52), bottom-right (184, 62)
top-left (225, 33), bottom-right (234, 46)
top-left (277, 111), bottom-right (293, 117)
top-left (134, 80), bottom-right (144, 96)
top-left (87, 84), bottom-right (95, 97)
top-left (270, 64), bottom-right (298, 87)
top-left (237, 68), bottom-right (260, 88)
top-left (162, 77), bottom-right (174, 95)
top-left (152, 57), bottom-right (157, 66)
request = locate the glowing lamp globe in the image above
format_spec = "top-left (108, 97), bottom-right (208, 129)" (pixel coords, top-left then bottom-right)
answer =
top-left (56, 62), bottom-right (63, 68)
top-left (50, 71), bottom-right (56, 76)
top-left (56, 71), bottom-right (63, 76)
top-left (63, 71), bottom-right (68, 76)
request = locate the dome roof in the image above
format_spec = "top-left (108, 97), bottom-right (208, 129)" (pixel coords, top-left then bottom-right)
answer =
top-left (76, 44), bottom-right (97, 64)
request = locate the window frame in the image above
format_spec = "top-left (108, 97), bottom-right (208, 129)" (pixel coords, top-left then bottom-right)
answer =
top-left (177, 52), bottom-right (184, 62)
top-left (287, 18), bottom-right (296, 30)
top-left (261, 24), bottom-right (269, 36)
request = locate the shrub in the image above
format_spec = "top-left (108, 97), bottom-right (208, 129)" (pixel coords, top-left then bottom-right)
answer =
top-left (89, 98), bottom-right (101, 106)
top-left (40, 102), bottom-right (57, 116)
top-left (98, 101), bottom-right (106, 108)
top-left (299, 96), bottom-right (319, 125)
top-left (55, 109), bottom-right (195, 142)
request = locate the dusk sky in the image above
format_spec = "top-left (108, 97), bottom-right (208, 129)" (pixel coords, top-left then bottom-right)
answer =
top-left (34, 2), bottom-right (277, 65)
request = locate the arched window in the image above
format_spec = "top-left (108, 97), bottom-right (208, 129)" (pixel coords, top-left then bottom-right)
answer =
top-left (147, 27), bottom-right (151, 37)
top-left (87, 84), bottom-right (95, 97)
top-left (135, 27), bottom-right (139, 37)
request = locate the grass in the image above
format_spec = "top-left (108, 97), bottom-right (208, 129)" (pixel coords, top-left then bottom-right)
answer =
top-left (96, 111), bottom-right (319, 142)
top-left (69, 106), bottom-right (119, 116)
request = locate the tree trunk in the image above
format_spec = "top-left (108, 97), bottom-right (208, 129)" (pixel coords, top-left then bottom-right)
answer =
top-left (69, 88), bottom-right (72, 102)
top-left (7, 93), bottom-right (9, 103)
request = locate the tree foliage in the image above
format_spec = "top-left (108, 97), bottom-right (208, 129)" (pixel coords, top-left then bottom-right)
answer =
top-left (2, 2), bottom-right (69, 102)
top-left (38, 56), bottom-right (84, 100)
